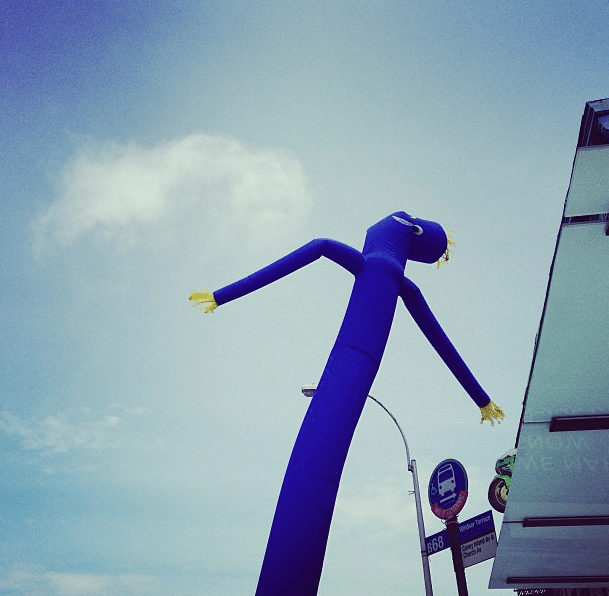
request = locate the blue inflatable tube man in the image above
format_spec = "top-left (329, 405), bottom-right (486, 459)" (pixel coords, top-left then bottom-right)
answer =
top-left (190, 211), bottom-right (503, 595)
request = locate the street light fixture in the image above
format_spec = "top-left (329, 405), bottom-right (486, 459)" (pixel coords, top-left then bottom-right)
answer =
top-left (301, 384), bottom-right (433, 596)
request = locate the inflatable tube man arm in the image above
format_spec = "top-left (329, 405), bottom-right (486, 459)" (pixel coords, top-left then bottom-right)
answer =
top-left (400, 276), bottom-right (504, 426)
top-left (189, 238), bottom-right (365, 312)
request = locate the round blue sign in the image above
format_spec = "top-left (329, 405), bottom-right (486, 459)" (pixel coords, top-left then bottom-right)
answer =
top-left (428, 459), bottom-right (468, 519)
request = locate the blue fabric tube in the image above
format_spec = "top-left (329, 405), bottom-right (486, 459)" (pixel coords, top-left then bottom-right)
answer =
top-left (255, 214), bottom-right (420, 595)
top-left (214, 239), bottom-right (363, 306)
top-left (399, 277), bottom-right (491, 408)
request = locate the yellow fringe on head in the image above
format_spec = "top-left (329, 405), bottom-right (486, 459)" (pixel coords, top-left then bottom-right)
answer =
top-left (436, 231), bottom-right (456, 268)
top-left (189, 290), bottom-right (218, 313)
top-left (479, 400), bottom-right (505, 426)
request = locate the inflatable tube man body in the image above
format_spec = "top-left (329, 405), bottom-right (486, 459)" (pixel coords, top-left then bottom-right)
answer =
top-left (190, 211), bottom-right (503, 596)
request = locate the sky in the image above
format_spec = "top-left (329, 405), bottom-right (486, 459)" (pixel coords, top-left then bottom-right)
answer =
top-left (2, 1), bottom-right (609, 595)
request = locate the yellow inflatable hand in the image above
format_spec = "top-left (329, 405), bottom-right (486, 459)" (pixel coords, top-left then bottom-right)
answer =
top-left (479, 400), bottom-right (505, 426)
top-left (189, 290), bottom-right (218, 313)
top-left (436, 231), bottom-right (456, 268)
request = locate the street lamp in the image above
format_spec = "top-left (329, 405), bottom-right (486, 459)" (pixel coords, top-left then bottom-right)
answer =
top-left (301, 384), bottom-right (433, 596)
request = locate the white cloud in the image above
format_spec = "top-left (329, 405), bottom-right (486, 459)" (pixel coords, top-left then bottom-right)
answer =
top-left (44, 572), bottom-right (111, 596)
top-left (335, 477), bottom-right (415, 532)
top-left (0, 410), bottom-right (122, 456)
top-left (44, 572), bottom-right (160, 596)
top-left (36, 134), bottom-right (311, 250)
top-left (0, 564), bottom-right (47, 596)
top-left (0, 565), bottom-right (160, 596)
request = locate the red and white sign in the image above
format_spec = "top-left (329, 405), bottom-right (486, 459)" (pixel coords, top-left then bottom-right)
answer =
top-left (431, 490), bottom-right (468, 519)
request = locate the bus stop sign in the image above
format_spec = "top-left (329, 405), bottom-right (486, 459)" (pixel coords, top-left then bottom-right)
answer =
top-left (428, 458), bottom-right (468, 519)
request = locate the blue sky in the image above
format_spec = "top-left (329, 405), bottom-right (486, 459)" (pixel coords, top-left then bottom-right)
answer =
top-left (2, 1), bottom-right (609, 595)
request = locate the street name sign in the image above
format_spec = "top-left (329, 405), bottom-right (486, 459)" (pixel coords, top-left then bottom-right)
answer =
top-left (458, 509), bottom-right (494, 543)
top-left (461, 530), bottom-right (497, 568)
top-left (425, 510), bottom-right (496, 558)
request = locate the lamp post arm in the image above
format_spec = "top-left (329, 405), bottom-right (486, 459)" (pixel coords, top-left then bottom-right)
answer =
top-left (302, 387), bottom-right (433, 595)
top-left (367, 394), bottom-right (433, 596)
top-left (367, 394), bottom-right (412, 468)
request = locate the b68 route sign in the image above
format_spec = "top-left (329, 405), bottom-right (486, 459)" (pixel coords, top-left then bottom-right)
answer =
top-left (425, 510), bottom-right (496, 562)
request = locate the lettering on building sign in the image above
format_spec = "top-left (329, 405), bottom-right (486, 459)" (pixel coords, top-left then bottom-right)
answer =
top-left (521, 434), bottom-right (584, 451)
top-left (517, 455), bottom-right (609, 472)
top-left (517, 590), bottom-right (609, 596)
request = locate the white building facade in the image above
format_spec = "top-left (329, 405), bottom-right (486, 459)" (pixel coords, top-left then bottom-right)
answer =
top-left (490, 98), bottom-right (609, 590)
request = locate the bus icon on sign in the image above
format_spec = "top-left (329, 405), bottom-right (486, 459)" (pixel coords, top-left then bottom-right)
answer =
top-left (438, 463), bottom-right (457, 499)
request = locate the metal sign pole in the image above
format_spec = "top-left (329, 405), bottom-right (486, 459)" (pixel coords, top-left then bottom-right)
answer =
top-left (428, 459), bottom-right (469, 596)
top-left (410, 459), bottom-right (433, 596)
top-left (446, 516), bottom-right (468, 596)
